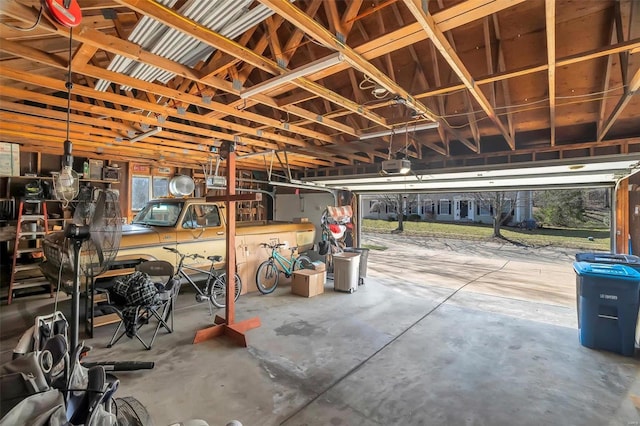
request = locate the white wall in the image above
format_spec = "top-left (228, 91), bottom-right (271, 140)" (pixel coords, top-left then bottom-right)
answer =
top-left (274, 192), bottom-right (335, 245)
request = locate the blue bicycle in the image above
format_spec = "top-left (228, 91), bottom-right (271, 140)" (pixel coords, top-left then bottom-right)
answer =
top-left (255, 242), bottom-right (312, 294)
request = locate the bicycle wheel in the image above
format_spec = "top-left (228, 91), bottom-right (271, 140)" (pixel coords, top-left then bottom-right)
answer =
top-left (208, 273), bottom-right (242, 308)
top-left (256, 260), bottom-right (279, 294)
top-left (293, 255), bottom-right (312, 271)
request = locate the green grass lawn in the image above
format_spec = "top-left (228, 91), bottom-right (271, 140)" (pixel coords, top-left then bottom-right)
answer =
top-left (362, 219), bottom-right (610, 251)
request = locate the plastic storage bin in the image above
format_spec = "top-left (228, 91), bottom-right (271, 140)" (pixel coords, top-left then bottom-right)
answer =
top-left (573, 261), bottom-right (640, 356)
top-left (344, 247), bottom-right (370, 284)
top-left (333, 252), bottom-right (360, 293)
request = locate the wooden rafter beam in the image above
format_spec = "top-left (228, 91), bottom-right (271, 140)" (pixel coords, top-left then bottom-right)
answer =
top-left (203, 9), bottom-right (355, 137)
top-left (0, 92), bottom-right (279, 151)
top-left (432, 0), bottom-right (479, 152)
top-left (403, 0), bottom-right (514, 149)
top-left (0, 67), bottom-right (310, 150)
top-left (204, 2), bottom-right (358, 139)
top-left (113, 0), bottom-right (277, 74)
top-left (428, 42), bottom-right (451, 150)
top-left (340, 0), bottom-right (364, 37)
top-left (598, 66), bottom-right (640, 141)
top-left (291, 0), bottom-right (526, 93)
top-left (114, 0), bottom-right (388, 129)
top-left (493, 16), bottom-right (515, 140)
top-left (272, 0), bottom-right (526, 104)
top-left (265, 16), bottom-right (284, 65)
top-left (546, 0), bottom-right (556, 146)
top-left (324, 0), bottom-right (343, 39)
top-left (0, 121), bottom-right (211, 159)
top-left (282, 0), bottom-right (323, 64)
top-left (257, 0), bottom-right (523, 118)
top-left (258, 0), bottom-right (438, 123)
top-left (614, 0), bottom-right (632, 87)
top-left (483, 17), bottom-right (496, 108)
top-left (598, 0), bottom-right (640, 141)
top-left (199, 26), bottom-right (259, 79)
top-left (209, 1), bottom-right (321, 120)
top-left (3, 130), bottom-right (314, 171)
top-left (597, 18), bottom-right (617, 137)
top-left (418, 37), bottom-right (640, 99)
top-left (0, 40), bottom-right (347, 147)
top-left (315, 37), bottom-right (640, 130)
top-left (408, 42), bottom-right (450, 154)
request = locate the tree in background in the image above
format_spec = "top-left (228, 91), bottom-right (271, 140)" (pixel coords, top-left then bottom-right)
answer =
top-left (373, 193), bottom-right (418, 233)
top-left (472, 191), bottom-right (519, 238)
top-left (534, 190), bottom-right (585, 227)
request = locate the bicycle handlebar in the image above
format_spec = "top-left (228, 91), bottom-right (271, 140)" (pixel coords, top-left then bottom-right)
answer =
top-left (163, 246), bottom-right (204, 260)
top-left (260, 242), bottom-right (299, 251)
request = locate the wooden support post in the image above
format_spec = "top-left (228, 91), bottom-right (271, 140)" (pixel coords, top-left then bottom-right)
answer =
top-left (194, 145), bottom-right (261, 347)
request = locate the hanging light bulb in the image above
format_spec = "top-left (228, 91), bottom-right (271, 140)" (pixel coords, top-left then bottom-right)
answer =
top-left (59, 166), bottom-right (75, 188)
top-left (60, 139), bottom-right (76, 187)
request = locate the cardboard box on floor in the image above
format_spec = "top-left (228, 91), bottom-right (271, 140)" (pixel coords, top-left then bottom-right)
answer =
top-left (310, 260), bottom-right (326, 272)
top-left (292, 269), bottom-right (325, 297)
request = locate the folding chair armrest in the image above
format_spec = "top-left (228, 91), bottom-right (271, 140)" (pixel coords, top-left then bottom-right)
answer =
top-left (97, 304), bottom-right (121, 316)
top-left (94, 288), bottom-right (111, 302)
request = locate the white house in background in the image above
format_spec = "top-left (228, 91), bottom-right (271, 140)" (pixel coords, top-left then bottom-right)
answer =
top-left (362, 191), bottom-right (535, 226)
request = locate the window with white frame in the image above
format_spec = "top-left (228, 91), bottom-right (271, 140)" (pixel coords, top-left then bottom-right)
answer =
top-left (438, 199), bottom-right (451, 215)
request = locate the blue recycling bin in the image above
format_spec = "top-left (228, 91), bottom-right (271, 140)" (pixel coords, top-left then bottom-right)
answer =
top-left (573, 261), bottom-right (640, 356)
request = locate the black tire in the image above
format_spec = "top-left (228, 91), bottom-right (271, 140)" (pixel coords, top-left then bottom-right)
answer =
top-left (293, 255), bottom-right (312, 271)
top-left (208, 273), bottom-right (242, 308)
top-left (256, 260), bottom-right (279, 294)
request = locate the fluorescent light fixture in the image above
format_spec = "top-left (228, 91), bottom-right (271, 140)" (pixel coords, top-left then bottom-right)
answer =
top-left (240, 53), bottom-right (344, 99)
top-left (359, 121), bottom-right (439, 140)
top-left (130, 126), bottom-right (162, 142)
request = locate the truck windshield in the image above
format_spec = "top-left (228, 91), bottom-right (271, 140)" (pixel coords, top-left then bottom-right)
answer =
top-left (132, 201), bottom-right (184, 227)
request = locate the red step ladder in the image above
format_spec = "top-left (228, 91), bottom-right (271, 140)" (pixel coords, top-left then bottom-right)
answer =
top-left (8, 200), bottom-right (53, 304)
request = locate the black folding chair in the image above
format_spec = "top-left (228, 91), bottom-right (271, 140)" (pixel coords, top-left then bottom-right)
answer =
top-left (104, 261), bottom-right (180, 350)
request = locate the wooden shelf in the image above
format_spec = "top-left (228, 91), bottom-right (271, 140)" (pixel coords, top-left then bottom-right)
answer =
top-left (79, 179), bottom-right (120, 184)
top-left (1, 176), bottom-right (119, 184)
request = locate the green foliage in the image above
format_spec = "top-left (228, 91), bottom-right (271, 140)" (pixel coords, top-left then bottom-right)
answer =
top-left (534, 190), bottom-right (585, 227)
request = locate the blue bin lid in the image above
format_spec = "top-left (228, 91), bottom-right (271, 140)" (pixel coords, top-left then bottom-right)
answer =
top-left (573, 261), bottom-right (640, 281)
top-left (575, 252), bottom-right (640, 264)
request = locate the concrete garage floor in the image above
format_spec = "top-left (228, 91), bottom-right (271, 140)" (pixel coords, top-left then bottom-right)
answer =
top-left (1, 234), bottom-right (639, 425)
